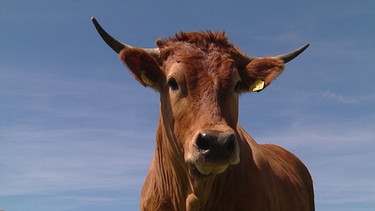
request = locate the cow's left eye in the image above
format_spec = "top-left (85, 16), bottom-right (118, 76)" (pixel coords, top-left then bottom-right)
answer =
top-left (167, 77), bottom-right (179, 91)
top-left (234, 81), bottom-right (242, 93)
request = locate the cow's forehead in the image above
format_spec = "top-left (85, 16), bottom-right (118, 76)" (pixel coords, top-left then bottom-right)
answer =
top-left (163, 43), bottom-right (236, 77)
top-left (164, 51), bottom-right (238, 91)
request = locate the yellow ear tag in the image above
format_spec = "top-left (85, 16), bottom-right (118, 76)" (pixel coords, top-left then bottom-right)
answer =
top-left (141, 71), bottom-right (154, 86)
top-left (249, 79), bottom-right (265, 92)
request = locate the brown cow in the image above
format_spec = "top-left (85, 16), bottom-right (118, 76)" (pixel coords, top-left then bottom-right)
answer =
top-left (92, 17), bottom-right (314, 211)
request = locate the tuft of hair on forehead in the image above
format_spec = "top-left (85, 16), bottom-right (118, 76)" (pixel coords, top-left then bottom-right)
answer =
top-left (156, 31), bottom-right (234, 51)
top-left (156, 31), bottom-right (246, 70)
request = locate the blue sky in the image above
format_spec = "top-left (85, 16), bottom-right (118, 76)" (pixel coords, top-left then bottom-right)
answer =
top-left (1, 1), bottom-right (374, 210)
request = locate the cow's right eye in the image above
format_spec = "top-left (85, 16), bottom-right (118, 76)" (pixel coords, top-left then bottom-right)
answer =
top-left (167, 77), bottom-right (179, 91)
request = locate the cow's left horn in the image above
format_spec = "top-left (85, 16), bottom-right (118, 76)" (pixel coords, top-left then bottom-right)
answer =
top-left (276, 44), bottom-right (310, 63)
top-left (242, 44), bottom-right (309, 65)
top-left (91, 17), bottom-right (160, 58)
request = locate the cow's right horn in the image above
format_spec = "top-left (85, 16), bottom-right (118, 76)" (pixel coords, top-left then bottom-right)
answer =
top-left (91, 17), bottom-right (160, 59)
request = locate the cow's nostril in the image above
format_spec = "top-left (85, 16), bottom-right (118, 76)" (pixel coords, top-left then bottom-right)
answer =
top-left (225, 134), bottom-right (236, 154)
top-left (196, 133), bottom-right (210, 151)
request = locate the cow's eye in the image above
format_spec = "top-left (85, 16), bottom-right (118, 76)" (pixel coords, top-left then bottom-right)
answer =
top-left (234, 81), bottom-right (242, 93)
top-left (167, 77), bottom-right (179, 91)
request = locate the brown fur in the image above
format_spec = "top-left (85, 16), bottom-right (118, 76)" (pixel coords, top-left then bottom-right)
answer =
top-left (118, 31), bottom-right (314, 210)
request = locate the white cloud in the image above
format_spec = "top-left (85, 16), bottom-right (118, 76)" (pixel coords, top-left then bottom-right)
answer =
top-left (290, 89), bottom-right (361, 105)
top-left (0, 124), bottom-right (154, 196)
top-left (319, 90), bottom-right (358, 104)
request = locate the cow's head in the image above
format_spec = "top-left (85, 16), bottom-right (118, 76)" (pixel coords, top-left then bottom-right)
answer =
top-left (92, 18), bottom-right (308, 177)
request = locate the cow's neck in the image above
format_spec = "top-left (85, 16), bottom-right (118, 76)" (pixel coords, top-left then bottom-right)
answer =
top-left (186, 174), bottom-right (217, 210)
top-left (151, 116), bottom-right (188, 209)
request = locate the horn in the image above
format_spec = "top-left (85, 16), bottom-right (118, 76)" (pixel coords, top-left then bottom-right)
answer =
top-left (276, 44), bottom-right (310, 63)
top-left (242, 43), bottom-right (310, 65)
top-left (91, 17), bottom-right (160, 58)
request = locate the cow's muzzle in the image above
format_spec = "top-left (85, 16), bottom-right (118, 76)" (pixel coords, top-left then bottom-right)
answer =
top-left (188, 130), bottom-right (240, 175)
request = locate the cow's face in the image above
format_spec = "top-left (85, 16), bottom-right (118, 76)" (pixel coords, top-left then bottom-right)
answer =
top-left (160, 44), bottom-right (241, 176)
top-left (118, 39), bottom-right (285, 177)
top-left (91, 19), bottom-right (307, 176)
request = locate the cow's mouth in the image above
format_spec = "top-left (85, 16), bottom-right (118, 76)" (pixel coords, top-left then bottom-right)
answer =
top-left (188, 163), bottom-right (228, 178)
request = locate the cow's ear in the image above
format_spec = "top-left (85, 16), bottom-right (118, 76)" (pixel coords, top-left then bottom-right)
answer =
top-left (239, 57), bottom-right (285, 92)
top-left (119, 48), bottom-right (163, 90)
